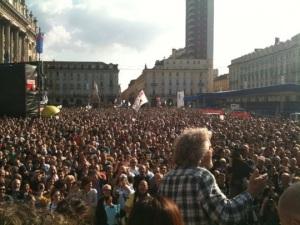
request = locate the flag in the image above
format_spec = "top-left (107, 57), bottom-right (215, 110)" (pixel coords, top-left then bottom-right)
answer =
top-left (36, 31), bottom-right (44, 54)
top-left (156, 97), bottom-right (161, 107)
top-left (177, 91), bottom-right (184, 108)
top-left (40, 92), bottom-right (48, 105)
top-left (93, 80), bottom-right (99, 95)
top-left (90, 80), bottom-right (100, 107)
top-left (132, 90), bottom-right (148, 112)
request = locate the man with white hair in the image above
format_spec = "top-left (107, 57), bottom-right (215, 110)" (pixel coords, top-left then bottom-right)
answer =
top-left (278, 182), bottom-right (300, 225)
top-left (159, 127), bottom-right (268, 225)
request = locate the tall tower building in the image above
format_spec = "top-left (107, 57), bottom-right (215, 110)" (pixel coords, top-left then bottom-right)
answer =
top-left (185, 0), bottom-right (214, 60)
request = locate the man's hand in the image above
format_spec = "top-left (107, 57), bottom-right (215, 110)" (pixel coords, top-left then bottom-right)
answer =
top-left (247, 169), bottom-right (268, 198)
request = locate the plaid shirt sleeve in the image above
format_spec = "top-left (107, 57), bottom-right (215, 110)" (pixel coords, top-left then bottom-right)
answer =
top-left (199, 169), bottom-right (253, 225)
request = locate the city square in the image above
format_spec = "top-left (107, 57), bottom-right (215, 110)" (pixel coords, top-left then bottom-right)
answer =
top-left (1, 0), bottom-right (300, 225)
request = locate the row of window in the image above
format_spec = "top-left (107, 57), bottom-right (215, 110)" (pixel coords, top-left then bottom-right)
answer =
top-left (234, 48), bottom-right (300, 71)
top-left (165, 60), bottom-right (203, 65)
top-left (48, 82), bottom-right (115, 91)
top-left (150, 71), bottom-right (204, 76)
top-left (46, 64), bottom-right (115, 70)
top-left (149, 89), bottom-right (197, 96)
top-left (231, 65), bottom-right (300, 81)
top-left (227, 95), bottom-right (300, 103)
top-left (230, 78), bottom-right (300, 90)
top-left (47, 72), bottom-right (116, 82)
top-left (231, 71), bottom-right (300, 83)
top-left (149, 81), bottom-right (203, 87)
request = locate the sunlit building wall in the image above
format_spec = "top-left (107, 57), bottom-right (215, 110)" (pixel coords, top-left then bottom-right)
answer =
top-left (44, 61), bottom-right (120, 106)
top-left (229, 34), bottom-right (300, 90)
top-left (0, 0), bottom-right (38, 63)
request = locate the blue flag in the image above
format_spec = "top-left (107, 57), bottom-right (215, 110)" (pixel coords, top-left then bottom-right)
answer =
top-left (36, 32), bottom-right (44, 54)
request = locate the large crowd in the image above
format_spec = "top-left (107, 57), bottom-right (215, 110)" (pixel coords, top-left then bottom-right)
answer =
top-left (0, 107), bottom-right (300, 225)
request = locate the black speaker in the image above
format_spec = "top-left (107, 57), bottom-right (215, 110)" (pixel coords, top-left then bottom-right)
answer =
top-left (0, 63), bottom-right (39, 117)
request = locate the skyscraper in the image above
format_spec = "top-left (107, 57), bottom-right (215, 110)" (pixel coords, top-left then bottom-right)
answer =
top-left (185, 0), bottom-right (214, 60)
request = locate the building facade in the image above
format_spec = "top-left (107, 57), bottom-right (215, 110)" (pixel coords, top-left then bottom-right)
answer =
top-left (120, 75), bottom-right (146, 104)
top-left (229, 34), bottom-right (300, 90)
top-left (122, 0), bottom-right (215, 105)
top-left (0, 0), bottom-right (38, 63)
top-left (213, 74), bottom-right (229, 92)
top-left (44, 61), bottom-right (120, 106)
top-left (122, 49), bottom-right (214, 106)
top-left (186, 84), bottom-right (300, 115)
top-left (185, 0), bottom-right (214, 60)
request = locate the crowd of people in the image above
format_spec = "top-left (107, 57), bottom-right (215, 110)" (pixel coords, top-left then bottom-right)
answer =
top-left (0, 107), bottom-right (300, 225)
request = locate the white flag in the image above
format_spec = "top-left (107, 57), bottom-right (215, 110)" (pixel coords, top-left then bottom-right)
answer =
top-left (177, 91), bottom-right (184, 108)
top-left (93, 81), bottom-right (99, 94)
top-left (40, 91), bottom-right (48, 105)
top-left (132, 90), bottom-right (148, 112)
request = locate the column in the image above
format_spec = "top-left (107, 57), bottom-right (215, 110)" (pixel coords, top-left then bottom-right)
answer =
top-left (5, 23), bottom-right (10, 63)
top-left (24, 36), bottom-right (29, 62)
top-left (21, 34), bottom-right (25, 62)
top-left (0, 23), bottom-right (3, 63)
top-left (14, 29), bottom-right (19, 62)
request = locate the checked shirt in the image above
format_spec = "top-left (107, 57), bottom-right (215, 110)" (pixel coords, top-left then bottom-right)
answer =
top-left (159, 167), bottom-right (253, 225)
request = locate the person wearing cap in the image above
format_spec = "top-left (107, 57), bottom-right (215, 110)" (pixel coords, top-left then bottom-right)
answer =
top-left (94, 184), bottom-right (113, 225)
top-left (278, 182), bottom-right (300, 225)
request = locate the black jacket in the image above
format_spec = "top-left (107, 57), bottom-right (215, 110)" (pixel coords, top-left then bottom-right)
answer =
top-left (94, 196), bottom-right (107, 225)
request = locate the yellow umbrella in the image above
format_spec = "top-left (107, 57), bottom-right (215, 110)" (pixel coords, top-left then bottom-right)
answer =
top-left (41, 105), bottom-right (60, 117)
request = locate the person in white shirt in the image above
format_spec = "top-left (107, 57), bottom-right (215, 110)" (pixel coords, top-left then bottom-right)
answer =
top-left (81, 177), bottom-right (98, 208)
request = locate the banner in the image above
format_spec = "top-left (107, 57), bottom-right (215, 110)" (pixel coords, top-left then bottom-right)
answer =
top-left (36, 31), bottom-right (44, 54)
top-left (177, 91), bottom-right (184, 108)
top-left (132, 90), bottom-right (148, 112)
top-left (156, 96), bottom-right (161, 107)
top-left (93, 80), bottom-right (99, 95)
top-left (40, 91), bottom-right (48, 105)
top-left (90, 80), bottom-right (100, 107)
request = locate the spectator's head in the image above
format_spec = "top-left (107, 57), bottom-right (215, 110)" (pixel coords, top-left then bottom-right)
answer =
top-left (281, 172), bottom-right (291, 188)
top-left (160, 166), bottom-right (167, 175)
top-left (56, 198), bottom-right (91, 223)
top-left (102, 184), bottom-right (112, 197)
top-left (128, 196), bottom-right (184, 225)
top-left (153, 172), bottom-right (163, 185)
top-left (139, 165), bottom-right (146, 176)
top-left (50, 189), bottom-right (61, 203)
top-left (173, 128), bottom-right (212, 167)
top-left (12, 178), bottom-right (21, 192)
top-left (81, 177), bottom-right (92, 191)
top-left (0, 184), bottom-right (6, 198)
top-left (118, 174), bottom-right (129, 187)
top-left (130, 158), bottom-right (138, 168)
top-left (137, 179), bottom-right (149, 195)
top-left (241, 144), bottom-right (249, 158)
top-left (65, 175), bottom-right (76, 188)
top-left (278, 182), bottom-right (300, 225)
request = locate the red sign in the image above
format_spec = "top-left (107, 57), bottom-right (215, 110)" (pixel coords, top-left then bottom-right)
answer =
top-left (229, 111), bottom-right (252, 120)
top-left (199, 108), bottom-right (225, 115)
top-left (26, 79), bottom-right (36, 91)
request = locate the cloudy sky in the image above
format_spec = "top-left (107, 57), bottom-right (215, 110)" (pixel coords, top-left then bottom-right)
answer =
top-left (26, 0), bottom-right (300, 91)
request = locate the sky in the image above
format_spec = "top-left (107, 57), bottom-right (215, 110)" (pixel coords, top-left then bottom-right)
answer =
top-left (26, 0), bottom-right (300, 91)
